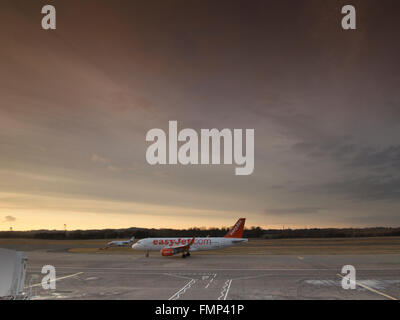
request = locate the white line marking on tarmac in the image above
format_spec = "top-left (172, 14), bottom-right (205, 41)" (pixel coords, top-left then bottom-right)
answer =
top-left (26, 272), bottom-right (84, 288)
top-left (168, 279), bottom-right (196, 300)
top-left (232, 274), bottom-right (270, 281)
top-left (336, 274), bottom-right (398, 300)
top-left (164, 273), bottom-right (193, 280)
top-left (224, 279), bottom-right (232, 300)
top-left (205, 274), bottom-right (217, 288)
top-left (218, 279), bottom-right (232, 300)
top-left (29, 266), bottom-right (400, 272)
top-left (28, 270), bottom-right (193, 277)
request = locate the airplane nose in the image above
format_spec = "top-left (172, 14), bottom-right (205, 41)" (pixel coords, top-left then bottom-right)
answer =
top-left (132, 242), bottom-right (142, 249)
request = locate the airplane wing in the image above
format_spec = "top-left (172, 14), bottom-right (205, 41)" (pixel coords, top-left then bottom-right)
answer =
top-left (161, 237), bottom-right (195, 256)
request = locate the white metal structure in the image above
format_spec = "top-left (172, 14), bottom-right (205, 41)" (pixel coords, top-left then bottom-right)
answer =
top-left (0, 248), bottom-right (28, 299)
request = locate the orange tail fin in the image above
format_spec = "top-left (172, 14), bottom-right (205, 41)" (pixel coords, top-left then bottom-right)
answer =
top-left (224, 218), bottom-right (246, 238)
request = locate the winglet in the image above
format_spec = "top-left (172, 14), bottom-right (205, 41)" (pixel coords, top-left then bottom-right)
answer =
top-left (224, 218), bottom-right (246, 238)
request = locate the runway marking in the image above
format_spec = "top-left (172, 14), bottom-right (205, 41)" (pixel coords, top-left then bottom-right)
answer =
top-left (205, 274), bottom-right (217, 288)
top-left (336, 274), bottom-right (398, 300)
top-left (164, 273), bottom-right (193, 280)
top-left (28, 270), bottom-right (195, 277)
top-left (176, 273), bottom-right (217, 276)
top-left (168, 279), bottom-right (196, 300)
top-left (232, 274), bottom-right (271, 281)
top-left (218, 279), bottom-right (232, 300)
top-left (26, 272), bottom-right (84, 288)
top-left (29, 265), bottom-right (400, 271)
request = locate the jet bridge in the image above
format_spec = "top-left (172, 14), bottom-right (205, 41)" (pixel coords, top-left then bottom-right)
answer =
top-left (0, 248), bottom-right (28, 299)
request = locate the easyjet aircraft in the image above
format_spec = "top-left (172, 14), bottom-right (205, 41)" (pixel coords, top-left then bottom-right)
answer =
top-left (132, 218), bottom-right (247, 258)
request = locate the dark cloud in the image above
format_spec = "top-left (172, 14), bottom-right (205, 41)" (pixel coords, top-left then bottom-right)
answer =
top-left (346, 212), bottom-right (400, 226)
top-left (349, 146), bottom-right (400, 170)
top-left (1, 0), bottom-right (400, 228)
top-left (265, 207), bottom-right (325, 215)
top-left (3, 216), bottom-right (16, 222)
top-left (293, 140), bottom-right (400, 172)
top-left (304, 174), bottom-right (400, 202)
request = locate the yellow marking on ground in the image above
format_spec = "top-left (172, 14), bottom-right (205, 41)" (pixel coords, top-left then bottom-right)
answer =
top-left (26, 272), bottom-right (84, 288)
top-left (337, 273), bottom-right (398, 300)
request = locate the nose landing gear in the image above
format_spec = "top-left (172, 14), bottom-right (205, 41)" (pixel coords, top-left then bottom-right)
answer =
top-left (181, 252), bottom-right (191, 258)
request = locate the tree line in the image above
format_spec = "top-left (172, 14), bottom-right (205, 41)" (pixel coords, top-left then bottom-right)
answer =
top-left (1, 226), bottom-right (400, 240)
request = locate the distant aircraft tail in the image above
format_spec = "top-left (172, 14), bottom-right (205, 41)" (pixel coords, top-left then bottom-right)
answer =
top-left (224, 218), bottom-right (246, 238)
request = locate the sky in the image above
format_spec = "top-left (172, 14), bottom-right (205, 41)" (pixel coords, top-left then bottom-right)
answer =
top-left (0, 0), bottom-right (400, 230)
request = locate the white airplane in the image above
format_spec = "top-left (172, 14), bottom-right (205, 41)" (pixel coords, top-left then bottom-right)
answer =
top-left (132, 218), bottom-right (247, 258)
top-left (107, 236), bottom-right (135, 247)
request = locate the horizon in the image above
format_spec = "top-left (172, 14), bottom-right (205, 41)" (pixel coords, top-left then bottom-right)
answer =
top-left (2, 224), bottom-right (400, 233)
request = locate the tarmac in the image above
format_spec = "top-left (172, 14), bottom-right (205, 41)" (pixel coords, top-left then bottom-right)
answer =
top-left (22, 250), bottom-right (400, 300)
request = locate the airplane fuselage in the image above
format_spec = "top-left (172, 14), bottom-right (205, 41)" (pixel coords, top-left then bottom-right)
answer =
top-left (107, 242), bottom-right (130, 247)
top-left (132, 237), bottom-right (248, 252)
top-left (107, 236), bottom-right (135, 247)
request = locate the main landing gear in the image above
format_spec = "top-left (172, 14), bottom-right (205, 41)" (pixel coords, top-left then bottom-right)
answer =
top-left (182, 252), bottom-right (191, 258)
